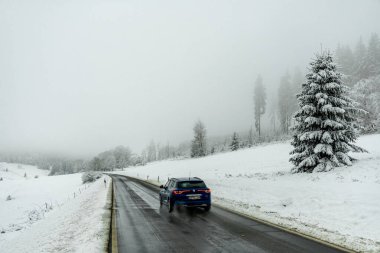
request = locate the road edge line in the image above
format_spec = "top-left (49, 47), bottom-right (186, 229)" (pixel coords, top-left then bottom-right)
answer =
top-left (110, 179), bottom-right (119, 253)
top-left (119, 174), bottom-right (357, 253)
top-left (104, 176), bottom-right (113, 253)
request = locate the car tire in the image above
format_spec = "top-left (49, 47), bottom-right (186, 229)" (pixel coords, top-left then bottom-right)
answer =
top-left (168, 198), bottom-right (174, 213)
top-left (204, 205), bottom-right (211, 212)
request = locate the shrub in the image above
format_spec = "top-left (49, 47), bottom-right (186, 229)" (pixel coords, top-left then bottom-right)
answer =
top-left (82, 171), bottom-right (102, 184)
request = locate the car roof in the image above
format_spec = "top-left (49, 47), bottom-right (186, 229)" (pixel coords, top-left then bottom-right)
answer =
top-left (171, 177), bottom-right (203, 182)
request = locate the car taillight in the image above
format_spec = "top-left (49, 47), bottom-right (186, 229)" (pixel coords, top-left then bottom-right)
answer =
top-left (172, 190), bottom-right (190, 195)
top-left (198, 189), bottom-right (211, 193)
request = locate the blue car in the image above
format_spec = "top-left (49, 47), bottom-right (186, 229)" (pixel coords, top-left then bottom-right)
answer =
top-left (159, 177), bottom-right (211, 213)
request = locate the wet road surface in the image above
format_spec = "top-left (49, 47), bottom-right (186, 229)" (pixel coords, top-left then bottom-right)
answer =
top-left (109, 174), bottom-right (345, 253)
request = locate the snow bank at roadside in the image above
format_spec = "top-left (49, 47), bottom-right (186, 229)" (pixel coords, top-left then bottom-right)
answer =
top-left (0, 163), bottom-right (111, 253)
top-left (113, 134), bottom-right (380, 252)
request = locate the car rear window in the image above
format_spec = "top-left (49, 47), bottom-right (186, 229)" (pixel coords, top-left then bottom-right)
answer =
top-left (177, 181), bottom-right (206, 189)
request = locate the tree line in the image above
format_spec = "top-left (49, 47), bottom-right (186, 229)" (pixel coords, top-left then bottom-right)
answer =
top-left (335, 33), bottom-right (380, 133)
top-left (0, 146), bottom-right (142, 174)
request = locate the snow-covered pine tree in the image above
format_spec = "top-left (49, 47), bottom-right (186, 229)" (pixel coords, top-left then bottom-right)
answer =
top-left (230, 132), bottom-right (240, 151)
top-left (361, 33), bottom-right (380, 78)
top-left (191, 120), bottom-right (207, 157)
top-left (351, 75), bottom-right (380, 133)
top-left (248, 126), bottom-right (254, 147)
top-left (254, 75), bottom-right (266, 137)
top-left (353, 37), bottom-right (367, 82)
top-left (290, 51), bottom-right (367, 173)
top-left (278, 72), bottom-right (293, 134)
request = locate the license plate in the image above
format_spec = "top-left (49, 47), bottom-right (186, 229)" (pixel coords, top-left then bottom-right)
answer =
top-left (187, 194), bottom-right (201, 200)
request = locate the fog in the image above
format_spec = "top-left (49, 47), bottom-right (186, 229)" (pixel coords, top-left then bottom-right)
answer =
top-left (1, 0), bottom-right (379, 157)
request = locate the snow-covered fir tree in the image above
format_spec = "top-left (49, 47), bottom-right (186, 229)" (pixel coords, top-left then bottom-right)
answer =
top-left (278, 72), bottom-right (293, 134)
top-left (247, 126), bottom-right (254, 147)
top-left (290, 52), bottom-right (366, 173)
top-left (361, 33), bottom-right (380, 78)
top-left (230, 132), bottom-right (240, 151)
top-left (351, 75), bottom-right (380, 132)
top-left (253, 75), bottom-right (266, 137)
top-left (191, 120), bottom-right (207, 157)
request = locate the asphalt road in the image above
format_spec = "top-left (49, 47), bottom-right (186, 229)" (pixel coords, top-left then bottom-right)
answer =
top-left (109, 174), bottom-right (345, 253)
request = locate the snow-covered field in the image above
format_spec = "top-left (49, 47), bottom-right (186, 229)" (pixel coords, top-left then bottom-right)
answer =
top-left (114, 134), bottom-right (380, 252)
top-left (0, 163), bottom-right (111, 253)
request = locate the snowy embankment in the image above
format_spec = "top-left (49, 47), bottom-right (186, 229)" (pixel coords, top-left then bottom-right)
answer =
top-left (114, 134), bottom-right (380, 252)
top-left (0, 163), bottom-right (111, 253)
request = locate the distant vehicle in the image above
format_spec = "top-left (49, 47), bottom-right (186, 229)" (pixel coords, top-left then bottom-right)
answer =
top-left (159, 177), bottom-right (211, 213)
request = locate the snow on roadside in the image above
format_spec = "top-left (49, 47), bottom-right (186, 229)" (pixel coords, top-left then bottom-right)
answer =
top-left (0, 164), bottom-right (84, 238)
top-left (0, 163), bottom-right (111, 253)
top-left (113, 134), bottom-right (380, 252)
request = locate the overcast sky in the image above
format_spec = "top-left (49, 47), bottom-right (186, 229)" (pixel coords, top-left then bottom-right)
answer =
top-left (1, 0), bottom-right (380, 157)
